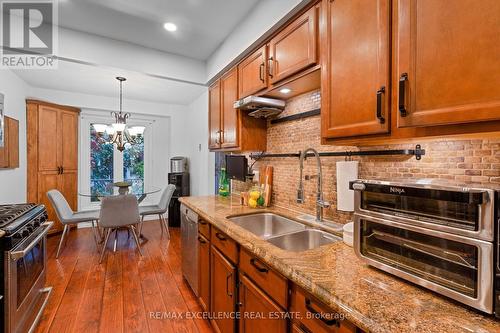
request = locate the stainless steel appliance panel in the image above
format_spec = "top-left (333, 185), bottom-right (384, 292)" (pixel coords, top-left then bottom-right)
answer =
top-left (180, 204), bottom-right (199, 296)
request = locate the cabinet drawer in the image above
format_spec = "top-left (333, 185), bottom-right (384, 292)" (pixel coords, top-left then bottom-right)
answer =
top-left (239, 249), bottom-right (287, 309)
top-left (199, 219), bottom-right (210, 239)
top-left (211, 227), bottom-right (238, 263)
top-left (291, 285), bottom-right (356, 333)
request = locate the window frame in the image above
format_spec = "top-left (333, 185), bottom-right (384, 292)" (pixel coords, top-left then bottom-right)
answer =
top-left (79, 114), bottom-right (153, 211)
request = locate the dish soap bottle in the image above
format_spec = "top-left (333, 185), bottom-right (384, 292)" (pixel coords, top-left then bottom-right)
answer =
top-left (218, 167), bottom-right (230, 197)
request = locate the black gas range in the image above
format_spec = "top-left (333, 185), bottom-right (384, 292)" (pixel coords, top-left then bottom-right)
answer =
top-left (0, 204), bottom-right (52, 333)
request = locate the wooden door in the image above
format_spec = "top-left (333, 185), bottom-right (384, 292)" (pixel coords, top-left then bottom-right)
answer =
top-left (239, 275), bottom-right (287, 333)
top-left (238, 45), bottom-right (267, 98)
top-left (209, 81), bottom-right (222, 150)
top-left (38, 171), bottom-right (61, 230)
top-left (220, 67), bottom-right (239, 149)
top-left (396, 0), bottom-right (500, 127)
top-left (210, 246), bottom-right (236, 333)
top-left (198, 234), bottom-right (210, 312)
top-left (60, 171), bottom-right (78, 211)
top-left (269, 6), bottom-right (318, 84)
top-left (321, 0), bottom-right (390, 138)
top-left (38, 106), bottom-right (60, 171)
top-left (60, 111), bottom-right (78, 171)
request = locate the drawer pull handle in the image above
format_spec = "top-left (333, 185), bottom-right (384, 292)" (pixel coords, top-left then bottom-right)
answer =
top-left (226, 273), bottom-right (233, 297)
top-left (197, 236), bottom-right (206, 244)
top-left (250, 258), bottom-right (268, 273)
top-left (399, 73), bottom-right (408, 117)
top-left (215, 232), bottom-right (226, 241)
top-left (199, 220), bottom-right (207, 225)
top-left (305, 298), bottom-right (337, 326)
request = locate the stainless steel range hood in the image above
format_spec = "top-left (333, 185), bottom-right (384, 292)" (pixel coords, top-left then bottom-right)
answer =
top-left (233, 96), bottom-right (285, 118)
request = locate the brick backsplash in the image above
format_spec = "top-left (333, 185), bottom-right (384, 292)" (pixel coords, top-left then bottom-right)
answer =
top-left (231, 90), bottom-right (500, 224)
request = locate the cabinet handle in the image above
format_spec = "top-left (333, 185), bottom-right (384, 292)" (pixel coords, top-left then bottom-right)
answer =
top-left (215, 130), bottom-right (221, 144)
top-left (57, 166), bottom-right (61, 174)
top-left (61, 166), bottom-right (64, 174)
top-left (221, 130), bottom-right (225, 144)
top-left (399, 73), bottom-right (408, 117)
top-left (215, 232), bottom-right (226, 241)
top-left (259, 63), bottom-right (265, 82)
top-left (197, 236), bottom-right (207, 244)
top-left (376, 86), bottom-right (386, 124)
top-left (226, 273), bottom-right (233, 297)
top-left (268, 57), bottom-right (274, 78)
top-left (305, 298), bottom-right (337, 326)
top-left (250, 258), bottom-right (268, 273)
top-left (199, 220), bottom-right (207, 225)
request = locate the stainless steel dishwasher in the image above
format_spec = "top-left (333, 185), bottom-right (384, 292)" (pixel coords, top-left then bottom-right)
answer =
top-left (180, 203), bottom-right (199, 296)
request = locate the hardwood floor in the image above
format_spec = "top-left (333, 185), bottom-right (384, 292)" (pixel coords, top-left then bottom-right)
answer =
top-left (36, 222), bottom-right (213, 333)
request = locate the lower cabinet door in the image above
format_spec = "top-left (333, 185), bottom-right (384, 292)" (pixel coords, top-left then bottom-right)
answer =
top-left (198, 234), bottom-right (210, 312)
top-left (211, 246), bottom-right (236, 333)
top-left (238, 275), bottom-right (287, 333)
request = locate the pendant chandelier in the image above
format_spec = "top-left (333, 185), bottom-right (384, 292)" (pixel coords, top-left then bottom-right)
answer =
top-left (93, 77), bottom-right (145, 152)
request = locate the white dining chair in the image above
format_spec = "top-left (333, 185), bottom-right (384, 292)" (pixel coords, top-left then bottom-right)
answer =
top-left (138, 184), bottom-right (175, 238)
top-left (47, 189), bottom-right (101, 258)
top-left (99, 194), bottom-right (142, 263)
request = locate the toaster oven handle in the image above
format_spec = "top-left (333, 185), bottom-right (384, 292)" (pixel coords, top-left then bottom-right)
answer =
top-left (10, 222), bottom-right (53, 261)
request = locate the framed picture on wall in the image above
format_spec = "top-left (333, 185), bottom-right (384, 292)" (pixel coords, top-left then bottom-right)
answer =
top-left (0, 93), bottom-right (4, 148)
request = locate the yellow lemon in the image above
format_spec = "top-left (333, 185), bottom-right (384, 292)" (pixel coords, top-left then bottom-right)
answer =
top-left (248, 198), bottom-right (257, 208)
top-left (249, 191), bottom-right (260, 200)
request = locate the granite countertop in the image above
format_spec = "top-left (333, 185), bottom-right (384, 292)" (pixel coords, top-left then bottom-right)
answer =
top-left (179, 195), bottom-right (500, 333)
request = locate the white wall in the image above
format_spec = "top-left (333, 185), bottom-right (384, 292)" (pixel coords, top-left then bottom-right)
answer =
top-left (206, 0), bottom-right (303, 80)
top-left (0, 70), bottom-right (28, 204)
top-left (186, 90), bottom-right (215, 196)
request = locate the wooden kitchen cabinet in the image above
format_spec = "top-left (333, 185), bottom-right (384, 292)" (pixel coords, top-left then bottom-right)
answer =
top-left (211, 246), bottom-right (237, 333)
top-left (321, 0), bottom-right (390, 139)
top-left (268, 5), bottom-right (318, 85)
top-left (396, 0), bottom-right (500, 128)
top-left (291, 285), bottom-right (358, 333)
top-left (238, 275), bottom-right (287, 333)
top-left (209, 68), bottom-right (267, 152)
top-left (27, 100), bottom-right (80, 234)
top-left (238, 45), bottom-right (268, 98)
top-left (198, 233), bottom-right (211, 312)
top-left (209, 80), bottom-right (222, 149)
top-left (0, 116), bottom-right (19, 169)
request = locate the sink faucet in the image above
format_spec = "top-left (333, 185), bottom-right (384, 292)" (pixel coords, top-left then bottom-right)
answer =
top-left (297, 148), bottom-right (331, 222)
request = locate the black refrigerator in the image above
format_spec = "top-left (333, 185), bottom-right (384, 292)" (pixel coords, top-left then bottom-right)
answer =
top-left (168, 172), bottom-right (190, 227)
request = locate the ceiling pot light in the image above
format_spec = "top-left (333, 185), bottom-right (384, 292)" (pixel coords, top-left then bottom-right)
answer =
top-left (163, 22), bottom-right (177, 32)
top-left (279, 88), bottom-right (292, 94)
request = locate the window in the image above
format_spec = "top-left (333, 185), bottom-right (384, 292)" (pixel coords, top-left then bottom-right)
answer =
top-left (88, 122), bottom-right (147, 203)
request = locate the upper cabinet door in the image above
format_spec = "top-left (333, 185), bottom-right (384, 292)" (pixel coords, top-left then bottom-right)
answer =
top-left (221, 68), bottom-right (239, 149)
top-left (208, 81), bottom-right (221, 149)
top-left (269, 6), bottom-right (318, 85)
top-left (60, 110), bottom-right (79, 171)
top-left (38, 106), bottom-right (60, 171)
top-left (321, 0), bottom-right (390, 138)
top-left (238, 45), bottom-right (267, 98)
top-left (396, 0), bottom-right (500, 128)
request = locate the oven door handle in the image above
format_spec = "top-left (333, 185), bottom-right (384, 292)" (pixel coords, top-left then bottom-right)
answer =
top-left (10, 222), bottom-right (53, 261)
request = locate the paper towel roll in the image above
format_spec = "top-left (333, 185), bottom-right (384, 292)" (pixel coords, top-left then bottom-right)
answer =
top-left (336, 161), bottom-right (359, 212)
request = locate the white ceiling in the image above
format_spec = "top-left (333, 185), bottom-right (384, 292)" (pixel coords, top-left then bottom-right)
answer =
top-left (14, 61), bottom-right (206, 105)
top-left (58, 0), bottom-right (260, 60)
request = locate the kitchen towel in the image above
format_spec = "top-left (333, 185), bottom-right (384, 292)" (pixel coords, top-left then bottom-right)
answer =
top-left (336, 161), bottom-right (359, 211)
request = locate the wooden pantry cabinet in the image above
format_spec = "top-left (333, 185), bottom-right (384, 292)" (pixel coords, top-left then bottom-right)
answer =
top-left (395, 0), bottom-right (500, 128)
top-left (208, 67), bottom-right (266, 152)
top-left (321, 0), bottom-right (390, 139)
top-left (27, 100), bottom-right (79, 234)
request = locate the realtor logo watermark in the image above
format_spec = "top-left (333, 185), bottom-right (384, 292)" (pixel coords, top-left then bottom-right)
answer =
top-left (1, 0), bottom-right (58, 68)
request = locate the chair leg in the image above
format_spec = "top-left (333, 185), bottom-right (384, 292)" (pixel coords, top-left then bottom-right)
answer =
top-left (162, 214), bottom-right (170, 238)
top-left (113, 229), bottom-right (118, 252)
top-left (91, 220), bottom-right (100, 249)
top-left (138, 215), bottom-right (144, 237)
top-left (129, 226), bottom-right (143, 256)
top-left (56, 225), bottom-right (69, 259)
top-left (158, 214), bottom-right (164, 234)
top-left (99, 229), bottom-right (112, 264)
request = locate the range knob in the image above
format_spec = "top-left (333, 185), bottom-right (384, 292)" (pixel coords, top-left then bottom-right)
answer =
top-left (21, 229), bottom-right (30, 237)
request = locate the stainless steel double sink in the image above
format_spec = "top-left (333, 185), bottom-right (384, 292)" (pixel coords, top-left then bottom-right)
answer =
top-left (227, 213), bottom-right (341, 252)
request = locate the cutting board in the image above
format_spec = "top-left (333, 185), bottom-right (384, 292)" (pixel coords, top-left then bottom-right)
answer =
top-left (263, 166), bottom-right (273, 207)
